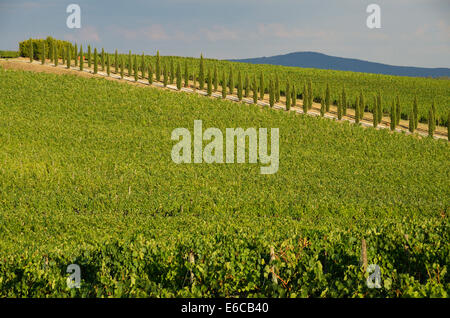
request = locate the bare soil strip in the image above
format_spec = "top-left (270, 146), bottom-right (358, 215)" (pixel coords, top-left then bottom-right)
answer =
top-left (1, 57), bottom-right (447, 140)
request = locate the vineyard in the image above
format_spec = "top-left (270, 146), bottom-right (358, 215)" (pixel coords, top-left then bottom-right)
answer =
top-left (0, 66), bottom-right (449, 297)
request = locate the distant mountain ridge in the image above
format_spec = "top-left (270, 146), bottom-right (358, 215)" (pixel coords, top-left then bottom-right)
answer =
top-left (229, 52), bottom-right (450, 78)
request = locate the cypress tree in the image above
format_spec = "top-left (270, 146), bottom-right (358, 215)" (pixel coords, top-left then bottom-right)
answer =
top-left (430, 100), bottom-right (436, 135)
top-left (303, 82), bottom-right (308, 111)
top-left (141, 53), bottom-right (146, 79)
top-left (115, 49), bottom-right (118, 74)
top-left (134, 55), bottom-right (138, 81)
top-left (120, 57), bottom-right (124, 79)
top-left (107, 53), bottom-right (110, 76)
top-left (325, 83), bottom-right (330, 112)
top-left (337, 95), bottom-right (342, 120)
top-left (320, 94), bottom-right (326, 117)
top-left (413, 95), bottom-right (418, 131)
top-left (199, 54), bottom-right (205, 90)
top-left (192, 71), bottom-right (196, 91)
top-left (244, 73), bottom-right (250, 98)
top-left (207, 68), bottom-right (212, 96)
top-left (148, 63), bottom-right (153, 84)
top-left (62, 47), bottom-right (65, 65)
top-left (359, 90), bottom-right (365, 120)
top-left (355, 96), bottom-right (360, 124)
top-left (170, 59), bottom-right (175, 84)
top-left (342, 86), bottom-right (347, 115)
top-left (54, 46), bottom-right (58, 66)
top-left (285, 80), bottom-right (291, 111)
top-left (93, 48), bottom-right (97, 73)
top-left (155, 51), bottom-right (161, 82)
top-left (79, 45), bottom-right (83, 71)
top-left (41, 41), bottom-right (46, 65)
top-left (291, 84), bottom-right (296, 107)
top-left (390, 100), bottom-right (396, 131)
top-left (228, 66), bottom-right (234, 95)
top-left (237, 71), bottom-right (243, 101)
top-left (87, 45), bottom-right (91, 68)
top-left (395, 95), bottom-right (401, 126)
top-left (308, 79), bottom-right (313, 109)
top-left (408, 111), bottom-right (414, 133)
top-left (29, 38), bottom-right (33, 62)
top-left (128, 51), bottom-right (132, 77)
top-left (372, 96), bottom-right (378, 128)
top-left (269, 78), bottom-right (275, 107)
top-left (377, 92), bottom-right (382, 124)
top-left (66, 45), bottom-right (71, 69)
top-left (176, 62), bottom-right (182, 90)
top-left (275, 75), bottom-right (280, 102)
top-left (184, 61), bottom-right (189, 88)
top-left (74, 44), bottom-right (78, 67)
top-left (447, 111), bottom-right (450, 141)
top-left (101, 48), bottom-right (105, 71)
top-left (252, 76), bottom-right (258, 104)
top-left (428, 104), bottom-right (435, 137)
top-left (259, 72), bottom-right (264, 100)
top-left (213, 66), bottom-right (218, 92)
top-left (163, 63), bottom-right (168, 87)
top-left (222, 72), bottom-right (227, 99)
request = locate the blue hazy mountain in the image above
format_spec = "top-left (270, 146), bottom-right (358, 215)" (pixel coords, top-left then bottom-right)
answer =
top-left (229, 52), bottom-right (450, 78)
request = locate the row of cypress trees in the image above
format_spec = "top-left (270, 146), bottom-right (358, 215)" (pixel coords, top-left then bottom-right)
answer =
top-left (31, 38), bottom-right (446, 139)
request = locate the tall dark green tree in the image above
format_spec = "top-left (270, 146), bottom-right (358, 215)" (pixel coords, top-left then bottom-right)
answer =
top-left (213, 66), bottom-right (218, 92)
top-left (275, 75), bottom-right (280, 102)
top-left (79, 45), bottom-right (83, 71)
top-left (237, 71), bottom-right (243, 101)
top-left (87, 45), bottom-right (91, 68)
top-left (29, 38), bottom-right (33, 62)
top-left (115, 49), bottom-right (118, 74)
top-left (170, 59), bottom-right (175, 84)
top-left (325, 83), bottom-right (330, 112)
top-left (269, 78), bottom-right (275, 107)
top-left (176, 62), bottom-right (182, 90)
top-left (93, 48), bottom-right (97, 73)
top-left (74, 44), bottom-right (78, 67)
top-left (54, 46), bottom-right (58, 67)
top-left (337, 95), bottom-right (343, 120)
top-left (320, 93), bottom-right (326, 117)
top-left (408, 111), bottom-right (414, 133)
top-left (199, 54), bottom-right (205, 90)
top-left (244, 73), bottom-right (250, 98)
top-left (184, 61), bottom-right (189, 87)
top-left (62, 47), bottom-right (65, 65)
top-left (192, 72), bottom-right (196, 91)
top-left (107, 53), bottom-right (110, 76)
top-left (447, 111), bottom-right (450, 141)
top-left (413, 95), bottom-right (418, 131)
top-left (390, 100), bottom-right (396, 131)
top-left (41, 42), bottom-right (46, 65)
top-left (252, 76), bottom-right (258, 104)
top-left (303, 82), bottom-right (308, 111)
top-left (128, 51), bottom-right (132, 77)
top-left (307, 80), bottom-right (313, 109)
top-left (163, 63), bottom-right (168, 87)
top-left (148, 63), bottom-right (153, 84)
top-left (355, 96), bottom-right (360, 124)
top-left (259, 72), bottom-right (264, 100)
top-left (372, 96), bottom-right (378, 128)
top-left (101, 48), bottom-right (105, 71)
top-left (359, 90), bottom-right (365, 120)
top-left (207, 68), bottom-right (212, 96)
top-left (228, 66), bottom-right (234, 95)
top-left (291, 84), bottom-right (296, 107)
top-left (395, 95), bottom-right (401, 126)
top-left (222, 72), bottom-right (227, 99)
top-left (141, 53), bottom-right (146, 79)
top-left (285, 80), bottom-right (291, 111)
top-left (120, 57), bottom-right (124, 79)
top-left (428, 103), bottom-right (435, 137)
top-left (377, 92), bottom-right (382, 124)
top-left (134, 55), bottom-right (138, 81)
top-left (155, 50), bottom-right (161, 82)
top-left (341, 86), bottom-right (347, 115)
top-left (66, 45), bottom-right (71, 69)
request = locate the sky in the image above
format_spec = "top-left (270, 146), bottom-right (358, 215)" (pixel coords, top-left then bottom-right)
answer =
top-left (0, 0), bottom-right (449, 68)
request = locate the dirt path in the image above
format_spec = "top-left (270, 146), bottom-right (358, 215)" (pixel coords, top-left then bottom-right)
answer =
top-left (1, 57), bottom-right (447, 140)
